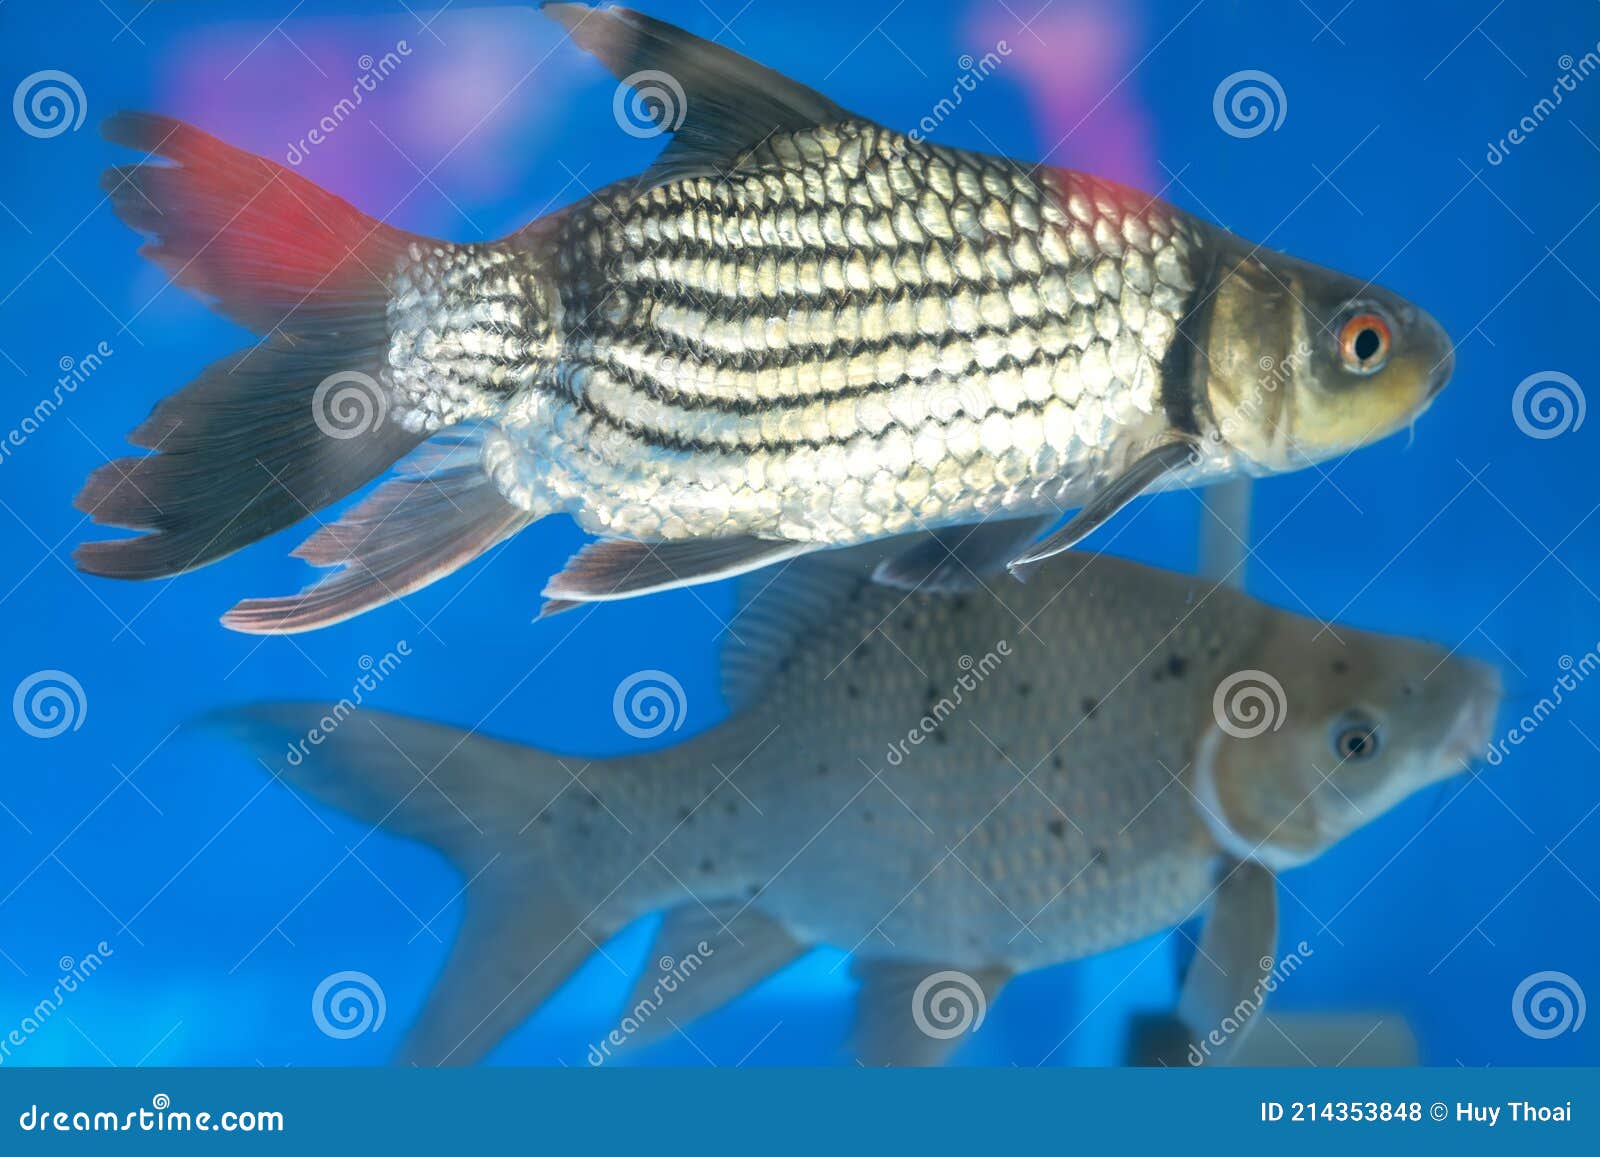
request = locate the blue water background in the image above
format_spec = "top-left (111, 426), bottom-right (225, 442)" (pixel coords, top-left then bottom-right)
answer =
top-left (0, 0), bottom-right (1595, 1067)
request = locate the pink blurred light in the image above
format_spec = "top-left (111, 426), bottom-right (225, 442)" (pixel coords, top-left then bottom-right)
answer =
top-left (969, 0), bottom-right (1157, 192)
top-left (159, 10), bottom-right (583, 238)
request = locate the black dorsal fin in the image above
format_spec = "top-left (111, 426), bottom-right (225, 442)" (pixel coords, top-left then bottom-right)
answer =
top-left (543, 3), bottom-right (851, 187)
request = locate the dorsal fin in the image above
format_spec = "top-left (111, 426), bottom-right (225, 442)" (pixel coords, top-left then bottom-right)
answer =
top-left (543, 3), bottom-right (851, 188)
top-left (719, 552), bottom-right (868, 715)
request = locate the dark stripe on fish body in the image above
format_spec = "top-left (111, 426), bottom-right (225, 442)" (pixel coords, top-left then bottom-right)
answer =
top-left (552, 343), bottom-right (1102, 456)
top-left (1156, 245), bottom-right (1221, 439)
top-left (520, 121), bottom-right (1209, 458)
top-left (571, 315), bottom-right (1092, 416)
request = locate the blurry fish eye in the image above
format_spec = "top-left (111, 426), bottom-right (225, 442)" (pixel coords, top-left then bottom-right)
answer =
top-left (1330, 715), bottom-right (1382, 762)
top-left (1338, 311), bottom-right (1392, 375)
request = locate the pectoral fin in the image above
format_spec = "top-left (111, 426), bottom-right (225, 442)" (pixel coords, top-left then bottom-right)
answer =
top-left (872, 517), bottom-right (1055, 592)
top-left (607, 903), bottom-right (806, 1053)
top-left (1175, 858), bottom-right (1278, 1066)
top-left (1008, 441), bottom-right (1199, 578)
top-left (850, 959), bottom-right (1010, 1067)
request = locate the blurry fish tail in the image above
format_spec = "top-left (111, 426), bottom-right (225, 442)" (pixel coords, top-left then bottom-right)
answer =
top-left (76, 112), bottom-right (430, 591)
top-left (217, 704), bottom-right (611, 1066)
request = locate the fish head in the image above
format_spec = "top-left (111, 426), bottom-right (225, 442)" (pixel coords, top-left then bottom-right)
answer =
top-left (1193, 615), bottom-right (1501, 870)
top-left (1198, 240), bottom-right (1454, 473)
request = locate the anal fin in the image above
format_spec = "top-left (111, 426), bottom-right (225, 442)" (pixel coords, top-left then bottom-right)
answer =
top-left (223, 466), bottom-right (532, 634)
top-left (605, 904), bottom-right (805, 1055)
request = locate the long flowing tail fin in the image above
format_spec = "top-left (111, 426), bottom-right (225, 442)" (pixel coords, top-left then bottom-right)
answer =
top-left (76, 113), bottom-right (426, 580)
top-left (218, 704), bottom-right (608, 1066)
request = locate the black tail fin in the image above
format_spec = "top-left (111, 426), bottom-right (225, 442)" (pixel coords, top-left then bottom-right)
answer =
top-left (76, 113), bottom-right (427, 580)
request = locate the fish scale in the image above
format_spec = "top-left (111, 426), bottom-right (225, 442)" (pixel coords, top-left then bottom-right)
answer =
top-left (81, 4), bottom-right (1453, 631)
top-left (483, 558), bottom-right (1259, 971)
top-left (399, 122), bottom-right (1215, 542)
top-left (235, 547), bottom-right (1500, 1062)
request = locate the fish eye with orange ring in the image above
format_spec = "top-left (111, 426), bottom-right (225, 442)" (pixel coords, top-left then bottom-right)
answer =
top-left (1338, 309), bottom-right (1393, 375)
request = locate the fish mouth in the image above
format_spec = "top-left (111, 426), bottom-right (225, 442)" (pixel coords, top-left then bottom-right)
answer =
top-left (1420, 306), bottom-right (1456, 402)
top-left (1426, 343), bottom-right (1455, 401)
top-left (1441, 665), bottom-right (1503, 768)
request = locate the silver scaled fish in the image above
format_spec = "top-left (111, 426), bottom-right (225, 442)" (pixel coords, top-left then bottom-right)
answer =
top-left (79, 4), bottom-right (1455, 632)
top-left (221, 550), bottom-right (1500, 1065)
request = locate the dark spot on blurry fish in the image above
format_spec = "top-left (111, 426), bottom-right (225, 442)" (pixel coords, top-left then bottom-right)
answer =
top-left (218, 550), bottom-right (1500, 1064)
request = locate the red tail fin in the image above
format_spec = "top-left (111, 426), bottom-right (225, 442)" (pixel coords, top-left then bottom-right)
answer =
top-left (77, 113), bottom-right (426, 580)
top-left (99, 111), bottom-right (418, 336)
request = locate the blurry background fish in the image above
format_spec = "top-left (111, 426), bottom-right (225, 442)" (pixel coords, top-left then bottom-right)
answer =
top-left (215, 551), bottom-right (1503, 1067)
top-left (0, 0), bottom-right (1596, 1067)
